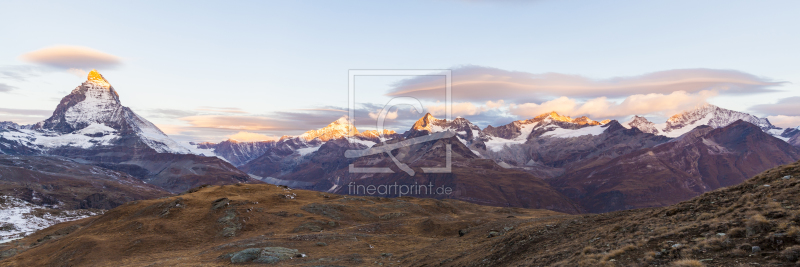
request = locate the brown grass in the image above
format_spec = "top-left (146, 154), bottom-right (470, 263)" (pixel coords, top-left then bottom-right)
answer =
top-left (670, 259), bottom-right (705, 267)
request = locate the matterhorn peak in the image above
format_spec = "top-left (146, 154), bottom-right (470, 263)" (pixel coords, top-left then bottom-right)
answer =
top-left (86, 69), bottom-right (111, 87)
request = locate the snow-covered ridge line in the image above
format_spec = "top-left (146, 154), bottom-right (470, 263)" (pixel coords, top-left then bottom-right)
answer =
top-left (624, 104), bottom-right (786, 139)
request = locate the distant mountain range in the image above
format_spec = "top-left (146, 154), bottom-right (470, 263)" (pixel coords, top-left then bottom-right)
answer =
top-left (2, 70), bottom-right (799, 217)
top-left (191, 104), bottom-right (800, 213)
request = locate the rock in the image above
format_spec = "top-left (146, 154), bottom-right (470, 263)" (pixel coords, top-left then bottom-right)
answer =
top-left (229, 247), bottom-right (301, 264)
top-left (752, 246), bottom-right (761, 253)
top-left (294, 222), bottom-right (323, 232)
top-left (211, 198), bottom-right (229, 210)
top-left (487, 231), bottom-right (501, 238)
top-left (230, 248), bottom-right (262, 263)
top-left (458, 229), bottom-right (469, 237)
top-left (716, 233), bottom-right (726, 236)
top-left (671, 243), bottom-right (681, 248)
top-left (381, 253), bottom-right (393, 257)
top-left (503, 226), bottom-right (514, 232)
top-left (0, 249), bottom-right (17, 259)
top-left (783, 175), bottom-right (792, 180)
top-left (316, 242), bottom-right (327, 246)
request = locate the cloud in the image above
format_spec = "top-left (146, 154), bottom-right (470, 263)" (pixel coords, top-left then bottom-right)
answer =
top-left (196, 106), bottom-right (249, 114)
top-left (387, 65), bottom-right (784, 103)
top-left (509, 90), bottom-right (717, 119)
top-left (145, 109), bottom-right (200, 119)
top-left (0, 65), bottom-right (45, 82)
top-left (180, 115), bottom-right (282, 131)
top-left (66, 68), bottom-right (87, 78)
top-left (750, 96), bottom-right (800, 117)
top-left (766, 115), bottom-right (800, 128)
top-left (0, 108), bottom-right (52, 117)
top-left (0, 83), bottom-right (16, 93)
top-left (0, 107), bottom-right (53, 124)
top-left (369, 110), bottom-right (398, 120)
top-left (227, 131), bottom-right (278, 142)
top-left (426, 102), bottom-right (483, 117)
top-left (20, 45), bottom-right (122, 69)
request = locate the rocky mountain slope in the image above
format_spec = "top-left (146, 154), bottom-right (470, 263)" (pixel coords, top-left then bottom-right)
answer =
top-left (479, 111), bottom-right (610, 152)
top-left (555, 120), bottom-right (800, 213)
top-left (479, 120), bottom-right (672, 179)
top-left (193, 140), bottom-right (276, 166)
top-left (0, 155), bottom-right (170, 209)
top-left (779, 127), bottom-right (800, 147)
top-left (3, 159), bottom-right (799, 266)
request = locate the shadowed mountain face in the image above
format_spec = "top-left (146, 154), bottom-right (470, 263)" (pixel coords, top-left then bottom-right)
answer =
top-left (479, 121), bottom-right (672, 178)
top-left (244, 132), bottom-right (583, 214)
top-left (194, 140), bottom-right (276, 167)
top-left (0, 70), bottom-right (259, 193)
top-left (553, 120), bottom-right (800, 213)
top-left (781, 127), bottom-right (800, 147)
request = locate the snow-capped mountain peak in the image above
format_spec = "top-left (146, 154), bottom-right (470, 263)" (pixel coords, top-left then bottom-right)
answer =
top-left (625, 116), bottom-right (659, 134)
top-left (299, 116), bottom-right (358, 142)
top-left (87, 69), bottom-right (112, 87)
top-left (1, 70), bottom-right (190, 154)
top-left (536, 111), bottom-right (603, 126)
top-left (411, 113), bottom-right (439, 132)
top-left (661, 104), bottom-right (776, 137)
top-left (356, 129), bottom-right (397, 139)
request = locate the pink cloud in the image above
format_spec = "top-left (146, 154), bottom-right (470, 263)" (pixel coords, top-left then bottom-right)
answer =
top-left (767, 115), bottom-right (800, 128)
top-left (387, 65), bottom-right (783, 103)
top-left (227, 131), bottom-right (278, 142)
top-left (20, 45), bottom-right (122, 69)
top-left (509, 90), bottom-right (717, 119)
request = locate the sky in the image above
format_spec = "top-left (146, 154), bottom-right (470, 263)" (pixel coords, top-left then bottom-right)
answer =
top-left (1, 0), bottom-right (799, 142)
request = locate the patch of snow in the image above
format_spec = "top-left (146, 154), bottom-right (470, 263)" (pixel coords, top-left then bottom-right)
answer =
top-left (660, 115), bottom-right (713, 138)
top-left (540, 125), bottom-right (607, 138)
top-left (297, 146), bottom-right (322, 156)
top-left (0, 127), bottom-right (119, 150)
top-left (128, 112), bottom-right (190, 154)
top-left (457, 136), bottom-right (468, 145)
top-left (767, 128), bottom-right (790, 142)
top-left (76, 123), bottom-right (115, 135)
top-left (348, 138), bottom-right (376, 148)
top-left (179, 141), bottom-right (218, 157)
top-left (0, 196), bottom-right (101, 243)
top-left (483, 121), bottom-right (539, 152)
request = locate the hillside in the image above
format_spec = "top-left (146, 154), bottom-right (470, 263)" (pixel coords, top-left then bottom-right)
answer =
top-left (2, 159), bottom-right (799, 266)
